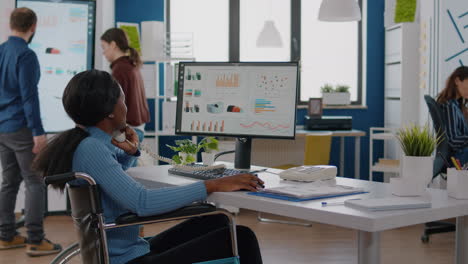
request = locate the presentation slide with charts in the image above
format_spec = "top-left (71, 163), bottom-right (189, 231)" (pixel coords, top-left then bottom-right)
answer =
top-left (17, 0), bottom-right (95, 132)
top-left (177, 63), bottom-right (298, 138)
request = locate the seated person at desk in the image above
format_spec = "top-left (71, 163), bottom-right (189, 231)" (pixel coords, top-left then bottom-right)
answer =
top-left (33, 70), bottom-right (263, 264)
top-left (437, 66), bottom-right (468, 163)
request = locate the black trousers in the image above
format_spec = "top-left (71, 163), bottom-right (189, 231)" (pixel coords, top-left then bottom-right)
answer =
top-left (127, 214), bottom-right (263, 264)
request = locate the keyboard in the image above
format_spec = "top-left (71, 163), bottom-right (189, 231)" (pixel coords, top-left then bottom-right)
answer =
top-left (168, 165), bottom-right (247, 180)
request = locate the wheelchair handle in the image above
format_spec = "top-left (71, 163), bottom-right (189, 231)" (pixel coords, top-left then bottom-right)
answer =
top-left (45, 172), bottom-right (76, 185)
top-left (45, 172), bottom-right (96, 186)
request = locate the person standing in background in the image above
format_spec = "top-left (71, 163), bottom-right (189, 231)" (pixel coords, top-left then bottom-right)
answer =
top-left (0, 7), bottom-right (61, 256)
top-left (100, 28), bottom-right (150, 157)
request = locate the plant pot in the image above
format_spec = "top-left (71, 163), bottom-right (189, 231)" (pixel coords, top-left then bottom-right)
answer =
top-left (391, 155), bottom-right (433, 196)
top-left (179, 152), bottom-right (195, 165)
top-left (322, 92), bottom-right (350, 105)
top-left (202, 152), bottom-right (216, 166)
top-left (447, 168), bottom-right (468, 199)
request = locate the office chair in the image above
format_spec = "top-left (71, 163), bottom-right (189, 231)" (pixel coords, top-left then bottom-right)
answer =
top-left (46, 172), bottom-right (239, 264)
top-left (421, 95), bottom-right (456, 243)
top-left (258, 133), bottom-right (332, 227)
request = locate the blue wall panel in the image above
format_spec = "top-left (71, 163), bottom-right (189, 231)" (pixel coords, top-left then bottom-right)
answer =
top-left (115, 0), bottom-right (164, 23)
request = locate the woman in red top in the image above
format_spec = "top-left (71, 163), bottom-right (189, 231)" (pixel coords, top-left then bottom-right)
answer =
top-left (100, 28), bottom-right (150, 146)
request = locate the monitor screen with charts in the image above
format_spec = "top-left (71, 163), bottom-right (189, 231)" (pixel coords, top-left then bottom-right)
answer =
top-left (175, 62), bottom-right (299, 139)
top-left (16, 0), bottom-right (96, 132)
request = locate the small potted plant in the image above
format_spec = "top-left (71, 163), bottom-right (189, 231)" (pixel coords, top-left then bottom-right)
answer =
top-left (321, 84), bottom-right (351, 105)
top-left (198, 137), bottom-right (219, 165)
top-left (166, 139), bottom-right (198, 165)
top-left (391, 124), bottom-right (442, 196)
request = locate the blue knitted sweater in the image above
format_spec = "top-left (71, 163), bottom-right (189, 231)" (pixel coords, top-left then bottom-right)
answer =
top-left (72, 127), bottom-right (207, 263)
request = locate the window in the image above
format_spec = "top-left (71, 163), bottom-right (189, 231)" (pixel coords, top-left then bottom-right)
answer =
top-left (239, 0), bottom-right (290, 61)
top-left (169, 0), bottom-right (363, 104)
top-left (300, 0), bottom-right (361, 103)
top-left (170, 0), bottom-right (229, 61)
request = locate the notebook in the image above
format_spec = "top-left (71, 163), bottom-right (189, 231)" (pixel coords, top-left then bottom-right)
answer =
top-left (344, 197), bottom-right (432, 211)
top-left (248, 181), bottom-right (366, 202)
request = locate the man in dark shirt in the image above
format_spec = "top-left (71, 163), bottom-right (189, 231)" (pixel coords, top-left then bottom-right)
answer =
top-left (0, 7), bottom-right (61, 256)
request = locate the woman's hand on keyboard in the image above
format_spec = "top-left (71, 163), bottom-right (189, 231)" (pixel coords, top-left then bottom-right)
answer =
top-left (204, 174), bottom-right (265, 193)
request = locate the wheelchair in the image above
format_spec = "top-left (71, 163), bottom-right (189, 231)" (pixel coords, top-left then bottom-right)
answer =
top-left (45, 172), bottom-right (240, 264)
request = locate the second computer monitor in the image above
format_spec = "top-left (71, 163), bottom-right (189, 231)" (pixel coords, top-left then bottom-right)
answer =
top-left (175, 62), bottom-right (299, 139)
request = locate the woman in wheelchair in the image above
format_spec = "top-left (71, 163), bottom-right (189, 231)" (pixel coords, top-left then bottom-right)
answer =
top-left (437, 66), bottom-right (468, 164)
top-left (33, 70), bottom-right (263, 264)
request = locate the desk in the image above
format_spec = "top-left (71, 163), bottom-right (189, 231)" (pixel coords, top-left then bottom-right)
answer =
top-left (248, 129), bottom-right (365, 179)
top-left (297, 129), bottom-right (365, 179)
top-left (128, 164), bottom-right (468, 264)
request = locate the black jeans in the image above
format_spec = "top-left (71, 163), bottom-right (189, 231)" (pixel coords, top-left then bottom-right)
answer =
top-left (0, 127), bottom-right (45, 243)
top-left (127, 214), bottom-right (262, 264)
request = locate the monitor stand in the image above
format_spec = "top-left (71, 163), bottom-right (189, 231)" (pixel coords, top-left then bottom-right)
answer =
top-left (234, 137), bottom-right (252, 170)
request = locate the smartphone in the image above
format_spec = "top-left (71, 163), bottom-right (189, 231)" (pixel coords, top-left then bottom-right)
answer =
top-left (112, 131), bottom-right (126, 143)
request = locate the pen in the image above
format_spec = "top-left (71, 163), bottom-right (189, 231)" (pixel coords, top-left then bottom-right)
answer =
top-left (451, 157), bottom-right (462, 170)
top-left (321, 198), bottom-right (361, 207)
top-left (456, 158), bottom-right (463, 170)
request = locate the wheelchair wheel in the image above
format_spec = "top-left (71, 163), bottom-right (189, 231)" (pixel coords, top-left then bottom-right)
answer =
top-left (50, 242), bottom-right (81, 264)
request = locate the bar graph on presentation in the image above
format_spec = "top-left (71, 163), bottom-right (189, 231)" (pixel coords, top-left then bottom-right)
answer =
top-left (254, 99), bottom-right (276, 113)
top-left (215, 73), bottom-right (239, 87)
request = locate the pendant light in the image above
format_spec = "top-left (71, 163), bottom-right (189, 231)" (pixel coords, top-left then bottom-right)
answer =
top-left (256, 1), bottom-right (283, 47)
top-left (318, 0), bottom-right (361, 22)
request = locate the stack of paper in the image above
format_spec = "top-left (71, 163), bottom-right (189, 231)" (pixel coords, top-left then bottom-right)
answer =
top-left (259, 182), bottom-right (365, 199)
top-left (344, 197), bottom-right (431, 211)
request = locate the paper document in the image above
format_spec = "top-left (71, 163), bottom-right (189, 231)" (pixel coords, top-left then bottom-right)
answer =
top-left (344, 197), bottom-right (431, 211)
top-left (259, 181), bottom-right (365, 199)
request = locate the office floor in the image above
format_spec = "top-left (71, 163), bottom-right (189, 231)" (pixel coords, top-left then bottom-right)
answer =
top-left (2, 210), bottom-right (454, 264)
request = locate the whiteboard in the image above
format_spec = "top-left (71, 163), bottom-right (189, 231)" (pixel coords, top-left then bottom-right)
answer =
top-left (439, 1), bottom-right (468, 89)
top-left (16, 0), bottom-right (96, 132)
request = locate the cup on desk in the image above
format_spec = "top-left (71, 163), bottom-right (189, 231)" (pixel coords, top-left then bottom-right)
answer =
top-left (447, 168), bottom-right (468, 200)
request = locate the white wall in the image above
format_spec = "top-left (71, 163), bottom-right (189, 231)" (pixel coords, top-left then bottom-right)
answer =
top-left (420, 0), bottom-right (468, 125)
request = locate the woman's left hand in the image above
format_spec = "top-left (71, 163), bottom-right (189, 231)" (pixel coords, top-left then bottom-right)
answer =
top-left (112, 126), bottom-right (139, 155)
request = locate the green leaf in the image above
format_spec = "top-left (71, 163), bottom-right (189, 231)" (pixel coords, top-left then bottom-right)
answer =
top-left (166, 144), bottom-right (180, 152)
top-left (198, 137), bottom-right (219, 153)
top-left (172, 154), bottom-right (181, 164)
top-left (396, 123), bottom-right (441, 156)
top-left (185, 155), bottom-right (195, 164)
top-left (320, 84), bottom-right (334, 93)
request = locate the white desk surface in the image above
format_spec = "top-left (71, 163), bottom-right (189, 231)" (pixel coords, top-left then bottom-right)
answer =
top-left (127, 163), bottom-right (468, 233)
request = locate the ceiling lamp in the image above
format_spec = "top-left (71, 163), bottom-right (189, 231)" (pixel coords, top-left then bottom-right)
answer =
top-left (256, 20), bottom-right (283, 47)
top-left (318, 0), bottom-right (362, 22)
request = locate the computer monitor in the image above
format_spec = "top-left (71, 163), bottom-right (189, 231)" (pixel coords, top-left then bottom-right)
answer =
top-left (175, 62), bottom-right (299, 169)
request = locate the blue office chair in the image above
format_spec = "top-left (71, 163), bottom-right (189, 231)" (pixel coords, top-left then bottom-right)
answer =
top-left (425, 95), bottom-right (454, 180)
top-left (421, 95), bottom-right (456, 243)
